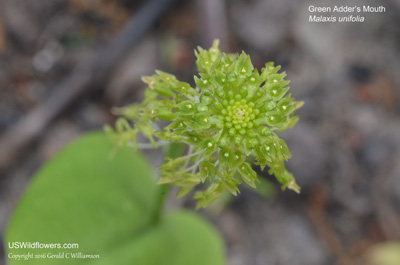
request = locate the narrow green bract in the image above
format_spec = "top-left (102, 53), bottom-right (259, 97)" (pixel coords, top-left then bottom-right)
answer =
top-left (105, 40), bottom-right (303, 208)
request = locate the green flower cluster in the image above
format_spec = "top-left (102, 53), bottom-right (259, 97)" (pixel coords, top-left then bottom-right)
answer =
top-left (105, 40), bottom-right (303, 208)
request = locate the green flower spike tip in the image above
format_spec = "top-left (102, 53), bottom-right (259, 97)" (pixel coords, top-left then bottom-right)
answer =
top-left (105, 40), bottom-right (303, 209)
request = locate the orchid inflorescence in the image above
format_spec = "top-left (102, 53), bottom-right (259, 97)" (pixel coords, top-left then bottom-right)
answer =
top-left (105, 40), bottom-right (303, 208)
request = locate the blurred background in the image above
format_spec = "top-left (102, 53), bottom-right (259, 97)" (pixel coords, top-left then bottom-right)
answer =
top-left (1, 0), bottom-right (400, 264)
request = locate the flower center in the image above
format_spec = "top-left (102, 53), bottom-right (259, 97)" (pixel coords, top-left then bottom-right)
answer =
top-left (230, 104), bottom-right (250, 123)
top-left (218, 98), bottom-right (260, 137)
top-left (236, 108), bottom-right (245, 118)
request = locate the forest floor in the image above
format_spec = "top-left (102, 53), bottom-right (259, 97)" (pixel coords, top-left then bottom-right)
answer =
top-left (1, 0), bottom-right (400, 264)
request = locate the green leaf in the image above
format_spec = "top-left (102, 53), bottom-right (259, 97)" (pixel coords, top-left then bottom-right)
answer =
top-left (5, 132), bottom-right (225, 265)
top-left (86, 211), bottom-right (225, 265)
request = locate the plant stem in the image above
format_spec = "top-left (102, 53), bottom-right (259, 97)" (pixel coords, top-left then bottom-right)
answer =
top-left (132, 141), bottom-right (170, 149)
top-left (151, 183), bottom-right (171, 225)
top-left (183, 145), bottom-right (194, 168)
top-left (151, 142), bottom-right (185, 225)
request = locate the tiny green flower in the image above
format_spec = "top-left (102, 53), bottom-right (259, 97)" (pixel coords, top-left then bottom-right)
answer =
top-left (105, 40), bottom-right (303, 208)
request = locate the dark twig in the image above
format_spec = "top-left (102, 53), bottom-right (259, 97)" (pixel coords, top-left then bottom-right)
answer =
top-left (0, 0), bottom-right (177, 173)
